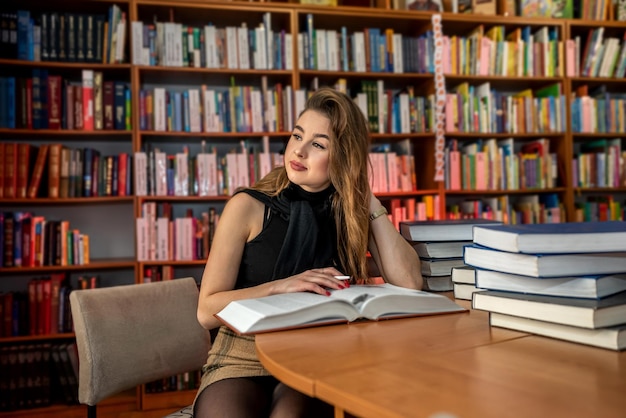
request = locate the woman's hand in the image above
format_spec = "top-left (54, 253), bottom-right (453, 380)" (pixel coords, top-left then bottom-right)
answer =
top-left (269, 267), bottom-right (348, 296)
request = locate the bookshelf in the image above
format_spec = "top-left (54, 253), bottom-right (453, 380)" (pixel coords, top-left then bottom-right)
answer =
top-left (1, 0), bottom-right (625, 416)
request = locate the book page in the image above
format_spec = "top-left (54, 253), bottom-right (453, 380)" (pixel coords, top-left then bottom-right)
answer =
top-left (329, 284), bottom-right (465, 320)
top-left (216, 292), bottom-right (359, 334)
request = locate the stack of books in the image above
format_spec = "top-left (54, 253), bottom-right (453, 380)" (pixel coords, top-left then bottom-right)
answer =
top-left (399, 219), bottom-right (501, 292)
top-left (465, 221), bottom-right (626, 351)
top-left (451, 266), bottom-right (480, 300)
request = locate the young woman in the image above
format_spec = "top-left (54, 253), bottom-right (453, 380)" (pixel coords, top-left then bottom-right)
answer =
top-left (194, 87), bottom-right (422, 417)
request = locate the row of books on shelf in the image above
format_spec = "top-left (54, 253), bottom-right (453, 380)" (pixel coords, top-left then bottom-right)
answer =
top-left (570, 93), bottom-right (626, 134)
top-left (445, 82), bottom-right (565, 134)
top-left (446, 193), bottom-right (564, 224)
top-left (0, 71), bottom-right (130, 131)
top-left (0, 342), bottom-right (80, 411)
top-left (0, 274), bottom-right (75, 338)
top-left (139, 82), bottom-right (294, 134)
top-left (572, 138), bottom-right (625, 188)
top-left (574, 195), bottom-right (625, 221)
top-left (301, 19), bottom-right (433, 74)
top-left (132, 13), bottom-right (290, 71)
top-left (355, 80), bottom-right (435, 134)
top-left (136, 203), bottom-right (220, 262)
top-left (444, 138), bottom-right (558, 192)
top-left (570, 27), bottom-right (626, 78)
top-left (443, 25), bottom-right (563, 77)
top-left (0, 143), bottom-right (132, 199)
top-left (460, 221), bottom-right (626, 351)
top-left (3, 5), bottom-right (127, 64)
top-left (134, 143), bottom-right (283, 197)
top-left (1, 213), bottom-right (90, 268)
top-left (144, 369), bottom-right (201, 394)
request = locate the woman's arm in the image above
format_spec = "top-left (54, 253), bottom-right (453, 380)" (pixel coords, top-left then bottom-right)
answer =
top-left (197, 193), bottom-right (347, 330)
top-left (367, 194), bottom-right (423, 290)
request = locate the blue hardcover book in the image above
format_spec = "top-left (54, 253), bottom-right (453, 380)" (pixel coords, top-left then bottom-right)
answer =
top-left (16, 10), bottom-right (30, 60)
top-left (113, 82), bottom-right (125, 130)
top-left (0, 78), bottom-right (6, 128)
top-left (472, 221), bottom-right (626, 254)
top-left (464, 243), bottom-right (626, 278)
top-left (5, 77), bottom-right (15, 129)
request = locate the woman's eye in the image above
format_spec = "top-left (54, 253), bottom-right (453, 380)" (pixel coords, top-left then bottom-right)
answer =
top-left (292, 133), bottom-right (302, 141)
top-left (313, 142), bottom-right (326, 150)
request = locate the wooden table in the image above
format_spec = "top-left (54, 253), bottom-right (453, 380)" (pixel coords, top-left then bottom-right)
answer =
top-left (255, 303), bottom-right (626, 418)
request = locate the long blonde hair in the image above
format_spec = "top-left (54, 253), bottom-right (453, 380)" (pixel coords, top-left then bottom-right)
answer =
top-left (253, 87), bottom-right (371, 282)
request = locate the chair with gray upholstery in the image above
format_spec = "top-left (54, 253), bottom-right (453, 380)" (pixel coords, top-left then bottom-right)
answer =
top-left (69, 277), bottom-right (211, 418)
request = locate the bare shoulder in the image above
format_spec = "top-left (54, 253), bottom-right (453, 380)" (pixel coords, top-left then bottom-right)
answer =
top-left (219, 191), bottom-right (266, 240)
top-left (224, 191), bottom-right (266, 217)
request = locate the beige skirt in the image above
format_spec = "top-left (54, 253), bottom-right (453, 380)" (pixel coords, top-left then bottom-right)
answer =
top-left (194, 326), bottom-right (272, 404)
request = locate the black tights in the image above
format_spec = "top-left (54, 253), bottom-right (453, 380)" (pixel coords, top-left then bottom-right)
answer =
top-left (193, 376), bottom-right (334, 418)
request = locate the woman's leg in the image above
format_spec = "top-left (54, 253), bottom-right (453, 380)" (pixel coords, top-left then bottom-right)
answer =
top-left (194, 376), bottom-right (276, 418)
top-left (270, 382), bottom-right (334, 418)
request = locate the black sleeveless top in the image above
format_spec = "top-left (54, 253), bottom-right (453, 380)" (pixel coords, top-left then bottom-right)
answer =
top-left (235, 184), bottom-right (341, 289)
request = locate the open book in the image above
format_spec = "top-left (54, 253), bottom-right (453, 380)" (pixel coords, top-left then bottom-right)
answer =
top-left (215, 283), bottom-right (466, 334)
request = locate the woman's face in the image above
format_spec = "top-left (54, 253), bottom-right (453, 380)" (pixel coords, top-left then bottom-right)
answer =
top-left (284, 110), bottom-right (332, 192)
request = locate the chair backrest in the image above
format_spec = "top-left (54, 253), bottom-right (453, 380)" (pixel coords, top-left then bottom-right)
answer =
top-left (70, 277), bottom-right (211, 406)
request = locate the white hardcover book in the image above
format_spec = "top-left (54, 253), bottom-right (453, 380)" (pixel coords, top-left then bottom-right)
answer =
top-left (174, 218), bottom-right (184, 260)
top-left (134, 152), bottom-right (148, 196)
top-left (181, 217), bottom-right (194, 261)
top-left (353, 32), bottom-right (366, 72)
top-left (377, 80), bottom-right (385, 134)
top-left (283, 85), bottom-right (293, 131)
top-left (237, 152), bottom-right (250, 189)
top-left (175, 152), bottom-right (189, 196)
top-left (294, 89), bottom-right (306, 119)
top-left (265, 90), bottom-right (276, 132)
top-left (115, 17), bottom-right (126, 63)
top-left (154, 151), bottom-right (167, 196)
top-left (258, 152), bottom-right (272, 179)
top-left (226, 153), bottom-right (239, 194)
top-left (174, 23), bottom-right (183, 66)
top-left (393, 33), bottom-right (403, 73)
top-left (356, 92), bottom-right (368, 119)
top-left (204, 25), bottom-right (219, 68)
top-left (297, 33), bottom-right (304, 71)
top-left (206, 152), bottom-right (218, 196)
top-left (250, 90), bottom-right (264, 132)
top-left (188, 89), bottom-right (201, 132)
top-left (144, 201), bottom-right (157, 261)
top-left (386, 152), bottom-right (399, 192)
top-left (315, 29), bottom-right (327, 70)
top-left (399, 93), bottom-right (410, 133)
top-left (327, 30), bottom-right (338, 71)
top-left (264, 12), bottom-right (273, 70)
top-left (163, 22), bottom-right (176, 66)
top-left (154, 87), bottom-right (167, 131)
top-left (135, 217), bottom-right (148, 261)
top-left (226, 26), bottom-right (239, 69)
top-left (197, 153), bottom-right (209, 196)
top-left (238, 24), bottom-right (250, 70)
top-left (255, 25), bottom-right (267, 70)
top-left (202, 88), bottom-right (219, 133)
top-left (131, 21), bottom-right (144, 65)
top-left (156, 217), bottom-right (169, 260)
top-left (284, 33), bottom-right (293, 70)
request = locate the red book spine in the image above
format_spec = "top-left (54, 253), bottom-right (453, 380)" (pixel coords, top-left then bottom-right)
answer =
top-left (26, 78), bottom-right (33, 129)
top-left (16, 143), bottom-right (32, 198)
top-left (4, 143), bottom-right (18, 199)
top-left (103, 80), bottom-right (115, 129)
top-left (28, 279), bottom-right (38, 335)
top-left (82, 70), bottom-right (94, 130)
top-left (47, 75), bottom-right (63, 129)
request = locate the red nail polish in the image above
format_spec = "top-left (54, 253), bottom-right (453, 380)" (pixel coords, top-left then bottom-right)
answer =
top-left (325, 290), bottom-right (331, 296)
